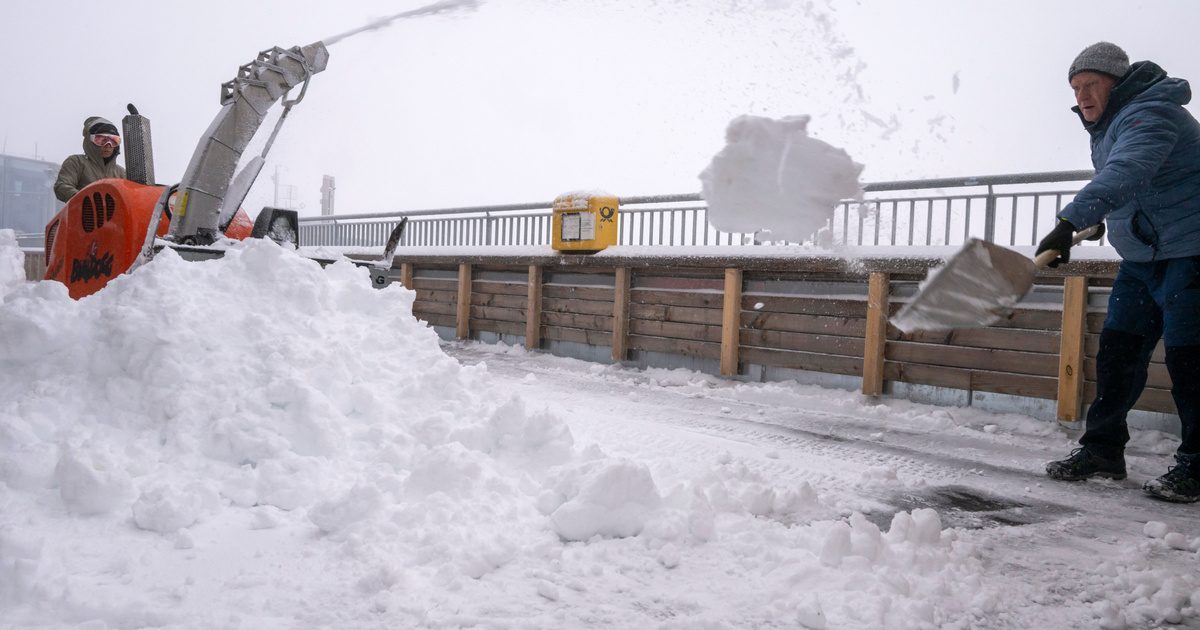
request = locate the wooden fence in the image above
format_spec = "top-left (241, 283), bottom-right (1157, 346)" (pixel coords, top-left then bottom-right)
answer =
top-left (389, 252), bottom-right (1174, 422)
top-left (21, 248), bottom-right (1175, 421)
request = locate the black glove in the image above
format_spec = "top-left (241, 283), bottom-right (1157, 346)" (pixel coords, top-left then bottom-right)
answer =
top-left (1036, 219), bottom-right (1078, 268)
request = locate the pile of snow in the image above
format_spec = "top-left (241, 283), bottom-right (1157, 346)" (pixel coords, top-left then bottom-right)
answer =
top-left (0, 237), bottom-right (1012, 627)
top-left (699, 114), bottom-right (864, 244)
top-left (0, 229), bottom-right (24, 299)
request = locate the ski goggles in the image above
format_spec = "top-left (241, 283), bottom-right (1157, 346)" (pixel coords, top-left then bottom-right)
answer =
top-left (89, 133), bottom-right (121, 148)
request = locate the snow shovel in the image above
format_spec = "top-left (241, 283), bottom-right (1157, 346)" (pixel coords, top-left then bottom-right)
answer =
top-left (891, 225), bottom-right (1101, 332)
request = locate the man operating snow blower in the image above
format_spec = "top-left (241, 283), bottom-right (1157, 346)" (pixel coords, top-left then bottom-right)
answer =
top-left (53, 116), bottom-right (127, 203)
top-left (1039, 42), bottom-right (1200, 503)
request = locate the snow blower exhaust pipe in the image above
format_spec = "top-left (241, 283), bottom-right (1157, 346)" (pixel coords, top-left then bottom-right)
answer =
top-left (122, 103), bottom-right (155, 186)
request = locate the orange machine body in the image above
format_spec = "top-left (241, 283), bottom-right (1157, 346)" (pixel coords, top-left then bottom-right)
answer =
top-left (44, 179), bottom-right (253, 299)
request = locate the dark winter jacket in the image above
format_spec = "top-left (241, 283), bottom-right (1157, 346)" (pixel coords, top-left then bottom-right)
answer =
top-left (53, 116), bottom-right (126, 203)
top-left (1058, 61), bottom-right (1200, 262)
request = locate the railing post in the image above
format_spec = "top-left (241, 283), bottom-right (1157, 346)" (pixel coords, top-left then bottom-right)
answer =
top-left (612, 267), bottom-right (631, 362)
top-left (525, 264), bottom-right (542, 350)
top-left (456, 263), bottom-right (472, 340)
top-left (983, 184), bottom-right (997, 243)
top-left (862, 272), bottom-right (889, 396)
top-left (720, 268), bottom-right (743, 377)
top-left (485, 212), bottom-right (493, 245)
top-left (1057, 276), bottom-right (1088, 422)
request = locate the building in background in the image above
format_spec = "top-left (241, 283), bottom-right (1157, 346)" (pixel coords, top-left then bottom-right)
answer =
top-left (1, 153), bottom-right (60, 237)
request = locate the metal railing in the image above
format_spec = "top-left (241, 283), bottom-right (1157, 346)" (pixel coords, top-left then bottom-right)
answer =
top-left (298, 170), bottom-right (1097, 250)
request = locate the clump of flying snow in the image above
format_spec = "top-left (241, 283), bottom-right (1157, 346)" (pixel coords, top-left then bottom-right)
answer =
top-left (699, 114), bottom-right (863, 244)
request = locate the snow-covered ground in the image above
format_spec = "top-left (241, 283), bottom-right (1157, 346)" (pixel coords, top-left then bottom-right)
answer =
top-left (2, 234), bottom-right (1197, 629)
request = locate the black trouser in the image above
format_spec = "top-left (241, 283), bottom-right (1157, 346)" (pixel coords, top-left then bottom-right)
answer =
top-left (1080, 330), bottom-right (1200, 456)
top-left (1081, 257), bottom-right (1200, 458)
top-left (1165, 345), bottom-right (1200, 456)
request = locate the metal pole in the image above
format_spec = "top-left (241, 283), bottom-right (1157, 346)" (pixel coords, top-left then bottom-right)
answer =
top-left (983, 184), bottom-right (996, 243)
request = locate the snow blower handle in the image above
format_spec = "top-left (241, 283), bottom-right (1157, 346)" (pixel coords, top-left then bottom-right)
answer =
top-left (1032, 224), bottom-right (1102, 269)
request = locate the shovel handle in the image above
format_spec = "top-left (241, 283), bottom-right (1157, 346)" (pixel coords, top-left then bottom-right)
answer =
top-left (1032, 224), bottom-right (1103, 269)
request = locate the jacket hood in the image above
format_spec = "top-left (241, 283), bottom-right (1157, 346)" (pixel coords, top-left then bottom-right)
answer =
top-left (1072, 61), bottom-right (1179, 134)
top-left (81, 115), bottom-right (121, 164)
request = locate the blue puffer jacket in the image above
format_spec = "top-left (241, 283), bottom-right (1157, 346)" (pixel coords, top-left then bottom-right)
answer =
top-left (1059, 61), bottom-right (1200, 262)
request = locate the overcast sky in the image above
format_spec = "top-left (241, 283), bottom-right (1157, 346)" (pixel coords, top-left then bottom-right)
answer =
top-left (4, 0), bottom-right (1199, 216)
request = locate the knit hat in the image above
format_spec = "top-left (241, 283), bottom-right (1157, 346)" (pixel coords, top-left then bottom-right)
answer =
top-left (87, 120), bottom-right (120, 136)
top-left (1068, 42), bottom-right (1130, 82)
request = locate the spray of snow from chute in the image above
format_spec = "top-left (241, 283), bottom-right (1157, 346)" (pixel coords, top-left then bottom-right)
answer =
top-left (321, 0), bottom-right (483, 46)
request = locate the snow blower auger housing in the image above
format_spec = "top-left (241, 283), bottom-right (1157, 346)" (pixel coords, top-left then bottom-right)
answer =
top-left (44, 42), bottom-right (331, 299)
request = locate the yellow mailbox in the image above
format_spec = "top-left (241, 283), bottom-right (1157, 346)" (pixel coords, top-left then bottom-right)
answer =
top-left (551, 192), bottom-right (619, 253)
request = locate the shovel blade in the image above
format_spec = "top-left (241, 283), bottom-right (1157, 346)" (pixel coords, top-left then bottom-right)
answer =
top-left (892, 239), bottom-right (1036, 332)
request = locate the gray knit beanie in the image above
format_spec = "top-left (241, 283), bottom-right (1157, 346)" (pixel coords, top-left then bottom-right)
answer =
top-left (1068, 42), bottom-right (1130, 82)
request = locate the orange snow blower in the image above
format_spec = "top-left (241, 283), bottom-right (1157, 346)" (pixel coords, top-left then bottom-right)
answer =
top-left (43, 180), bottom-right (256, 299)
top-left (44, 40), bottom-right (411, 300)
top-left (43, 41), bottom-right (329, 299)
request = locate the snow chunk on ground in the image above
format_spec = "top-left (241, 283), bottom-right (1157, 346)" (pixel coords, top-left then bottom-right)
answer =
top-left (699, 114), bottom-right (863, 243)
top-left (0, 229), bottom-right (25, 299)
top-left (544, 459), bottom-right (662, 541)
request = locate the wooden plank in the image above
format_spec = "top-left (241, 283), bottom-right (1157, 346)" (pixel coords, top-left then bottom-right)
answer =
top-left (1082, 359), bottom-right (1173, 390)
top-left (890, 326), bottom-right (1060, 354)
top-left (612, 267), bottom-right (631, 362)
top-left (543, 296), bottom-right (615, 317)
top-left (471, 318), bottom-right (526, 337)
top-left (862, 272), bottom-right (889, 396)
top-left (629, 303), bottom-right (723, 326)
top-left (884, 362), bottom-right (1058, 399)
top-left (741, 295), bottom-right (869, 318)
top-left (472, 280), bottom-right (529, 297)
top-left (740, 346), bottom-right (862, 377)
top-left (741, 311), bottom-right (866, 337)
top-left (1083, 383), bottom-right (1177, 414)
top-left (469, 305), bottom-right (527, 324)
top-left (740, 329), bottom-right (863, 357)
top-left (543, 284), bottom-right (615, 302)
top-left (542, 311), bottom-right (614, 332)
top-left (526, 265), bottom-right (542, 350)
top-left (411, 278), bottom-right (458, 292)
top-left (930, 307), bottom-right (1063, 331)
top-left (883, 361), bottom-right (969, 390)
top-left (412, 302), bottom-right (457, 317)
top-left (456, 263), bottom-right (471, 339)
top-left (1056, 276), bottom-right (1088, 422)
top-left (634, 273), bottom-right (725, 290)
top-left (470, 292), bottom-right (527, 310)
top-left (886, 341), bottom-right (1059, 377)
top-left (628, 334), bottom-right (721, 361)
top-left (721, 268), bottom-right (743, 376)
top-left (543, 325), bottom-right (612, 347)
top-left (633, 319), bottom-right (723, 343)
top-left (1084, 335), bottom-right (1167, 363)
top-left (631, 288), bottom-right (725, 309)
top-left (415, 288), bottom-right (458, 304)
top-left (400, 263), bottom-right (414, 289)
top-left (414, 313), bottom-right (456, 328)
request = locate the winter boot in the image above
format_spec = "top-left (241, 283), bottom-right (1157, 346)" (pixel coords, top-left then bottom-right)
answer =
top-left (1046, 447), bottom-right (1127, 481)
top-left (1143, 453), bottom-right (1200, 503)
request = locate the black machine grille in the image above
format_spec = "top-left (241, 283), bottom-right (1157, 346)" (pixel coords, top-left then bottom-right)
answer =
top-left (46, 219), bottom-right (59, 254)
top-left (92, 193), bottom-right (105, 228)
top-left (81, 196), bottom-right (95, 232)
top-left (105, 193), bottom-right (116, 222)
